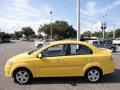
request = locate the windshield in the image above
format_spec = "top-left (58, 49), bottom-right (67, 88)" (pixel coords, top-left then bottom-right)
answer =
top-left (28, 48), bottom-right (39, 55)
top-left (99, 41), bottom-right (104, 45)
top-left (103, 40), bottom-right (112, 44)
top-left (28, 42), bottom-right (51, 55)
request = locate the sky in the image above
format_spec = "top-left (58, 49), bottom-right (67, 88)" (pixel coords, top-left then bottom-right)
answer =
top-left (0, 0), bottom-right (120, 34)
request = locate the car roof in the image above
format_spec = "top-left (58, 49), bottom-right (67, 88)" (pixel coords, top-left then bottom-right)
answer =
top-left (87, 40), bottom-right (98, 43)
top-left (49, 40), bottom-right (93, 46)
top-left (33, 40), bottom-right (99, 55)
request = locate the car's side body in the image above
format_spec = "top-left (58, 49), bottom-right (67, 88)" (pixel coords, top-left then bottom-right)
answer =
top-left (5, 40), bottom-right (115, 84)
top-left (113, 38), bottom-right (120, 45)
top-left (34, 39), bottom-right (53, 48)
top-left (5, 41), bottom-right (115, 77)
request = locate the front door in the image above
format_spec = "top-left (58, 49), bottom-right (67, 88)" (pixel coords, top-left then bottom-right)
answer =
top-left (35, 44), bottom-right (68, 77)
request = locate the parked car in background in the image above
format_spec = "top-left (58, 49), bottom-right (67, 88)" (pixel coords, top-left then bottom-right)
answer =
top-left (5, 40), bottom-right (115, 84)
top-left (20, 38), bottom-right (28, 41)
top-left (87, 40), bottom-right (117, 52)
top-left (0, 38), bottom-right (2, 43)
top-left (34, 39), bottom-right (54, 48)
top-left (103, 39), bottom-right (113, 44)
top-left (113, 38), bottom-right (120, 45)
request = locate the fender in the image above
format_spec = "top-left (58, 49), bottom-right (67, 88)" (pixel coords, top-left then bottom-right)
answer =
top-left (82, 62), bottom-right (103, 76)
top-left (10, 62), bottom-right (35, 77)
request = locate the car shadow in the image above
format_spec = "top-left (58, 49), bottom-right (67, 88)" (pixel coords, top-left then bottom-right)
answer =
top-left (31, 69), bottom-right (120, 86)
top-left (114, 51), bottom-right (120, 53)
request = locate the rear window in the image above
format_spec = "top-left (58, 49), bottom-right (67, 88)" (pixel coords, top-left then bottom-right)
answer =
top-left (99, 41), bottom-right (104, 45)
top-left (93, 41), bottom-right (99, 45)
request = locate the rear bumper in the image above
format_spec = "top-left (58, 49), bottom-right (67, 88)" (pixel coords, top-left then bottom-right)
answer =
top-left (103, 62), bottom-right (115, 75)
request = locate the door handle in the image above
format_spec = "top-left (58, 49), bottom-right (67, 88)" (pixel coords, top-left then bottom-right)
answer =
top-left (87, 58), bottom-right (91, 61)
top-left (58, 59), bottom-right (63, 63)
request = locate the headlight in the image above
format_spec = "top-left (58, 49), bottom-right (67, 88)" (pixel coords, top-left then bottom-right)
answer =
top-left (6, 60), bottom-right (13, 65)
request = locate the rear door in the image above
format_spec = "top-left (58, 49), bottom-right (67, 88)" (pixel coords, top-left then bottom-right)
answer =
top-left (59, 44), bottom-right (94, 76)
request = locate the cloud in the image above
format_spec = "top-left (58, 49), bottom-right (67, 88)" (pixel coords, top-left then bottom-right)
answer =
top-left (93, 21), bottom-right (101, 31)
top-left (0, 0), bottom-right (53, 34)
top-left (80, 21), bottom-right (102, 34)
top-left (101, 0), bottom-right (120, 13)
top-left (5, 0), bottom-right (52, 20)
top-left (80, 0), bottom-right (120, 33)
top-left (81, 0), bottom-right (120, 17)
top-left (80, 0), bottom-right (98, 16)
top-left (0, 17), bottom-right (50, 34)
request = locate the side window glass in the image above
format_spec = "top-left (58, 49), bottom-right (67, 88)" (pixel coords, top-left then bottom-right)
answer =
top-left (70, 44), bottom-right (93, 55)
top-left (70, 44), bottom-right (78, 55)
top-left (99, 41), bottom-right (104, 45)
top-left (93, 41), bottom-right (98, 45)
top-left (41, 44), bottom-right (66, 57)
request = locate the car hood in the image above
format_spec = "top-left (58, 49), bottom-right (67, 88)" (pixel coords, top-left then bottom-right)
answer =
top-left (9, 52), bottom-right (34, 62)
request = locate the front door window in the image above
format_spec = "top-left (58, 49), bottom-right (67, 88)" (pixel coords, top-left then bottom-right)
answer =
top-left (41, 44), bottom-right (67, 57)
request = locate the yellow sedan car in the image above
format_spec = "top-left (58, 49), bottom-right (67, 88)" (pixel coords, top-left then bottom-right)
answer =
top-left (5, 40), bottom-right (115, 84)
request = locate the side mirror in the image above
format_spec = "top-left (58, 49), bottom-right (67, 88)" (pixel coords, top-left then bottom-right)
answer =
top-left (38, 54), bottom-right (42, 58)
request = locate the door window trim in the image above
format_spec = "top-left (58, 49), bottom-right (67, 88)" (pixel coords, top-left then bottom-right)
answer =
top-left (66, 44), bottom-right (93, 56)
top-left (41, 44), bottom-right (67, 57)
top-left (40, 43), bottom-right (93, 57)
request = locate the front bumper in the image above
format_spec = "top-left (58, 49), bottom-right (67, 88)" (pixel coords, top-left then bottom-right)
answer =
top-left (5, 65), bottom-right (12, 77)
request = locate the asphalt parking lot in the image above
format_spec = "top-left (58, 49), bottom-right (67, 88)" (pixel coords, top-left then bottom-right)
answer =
top-left (0, 41), bottom-right (120, 90)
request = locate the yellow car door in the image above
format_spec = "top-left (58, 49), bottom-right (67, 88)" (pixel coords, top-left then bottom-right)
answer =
top-left (55, 44), bottom-right (93, 76)
top-left (34, 44), bottom-right (70, 77)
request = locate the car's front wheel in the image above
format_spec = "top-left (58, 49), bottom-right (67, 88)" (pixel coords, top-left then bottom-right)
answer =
top-left (13, 68), bottom-right (32, 85)
top-left (85, 68), bottom-right (101, 83)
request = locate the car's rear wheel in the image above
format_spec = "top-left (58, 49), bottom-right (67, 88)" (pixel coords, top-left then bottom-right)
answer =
top-left (85, 68), bottom-right (101, 83)
top-left (13, 68), bottom-right (32, 85)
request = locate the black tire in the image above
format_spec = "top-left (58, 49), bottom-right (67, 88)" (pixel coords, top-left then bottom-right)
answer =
top-left (85, 68), bottom-right (102, 83)
top-left (37, 44), bottom-right (42, 48)
top-left (13, 68), bottom-right (33, 85)
top-left (110, 47), bottom-right (115, 52)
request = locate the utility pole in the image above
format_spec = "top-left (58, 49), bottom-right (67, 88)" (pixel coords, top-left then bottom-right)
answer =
top-left (101, 15), bottom-right (107, 39)
top-left (113, 23), bottom-right (116, 39)
top-left (50, 11), bottom-right (53, 40)
top-left (77, 0), bottom-right (80, 41)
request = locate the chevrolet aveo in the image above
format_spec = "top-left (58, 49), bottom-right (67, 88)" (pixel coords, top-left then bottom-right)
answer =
top-left (5, 41), bottom-right (115, 84)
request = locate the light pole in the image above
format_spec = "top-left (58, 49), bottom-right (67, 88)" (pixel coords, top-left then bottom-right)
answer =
top-left (113, 29), bottom-right (115, 40)
top-left (112, 20), bottom-right (116, 39)
top-left (50, 11), bottom-right (53, 40)
top-left (102, 15), bottom-right (107, 39)
top-left (77, 0), bottom-right (80, 41)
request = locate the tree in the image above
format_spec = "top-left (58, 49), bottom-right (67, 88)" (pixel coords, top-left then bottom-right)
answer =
top-left (38, 21), bottom-right (77, 39)
top-left (106, 31), bottom-right (113, 39)
top-left (13, 31), bottom-right (23, 39)
top-left (0, 32), bottom-right (11, 42)
top-left (21, 27), bottom-right (35, 40)
top-left (92, 31), bottom-right (103, 38)
top-left (82, 31), bottom-right (91, 38)
top-left (115, 29), bottom-right (120, 38)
